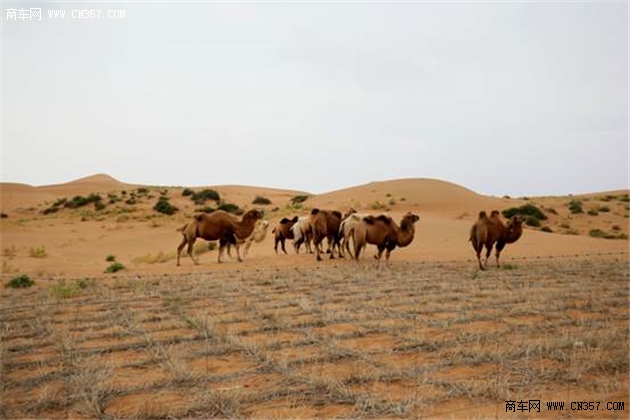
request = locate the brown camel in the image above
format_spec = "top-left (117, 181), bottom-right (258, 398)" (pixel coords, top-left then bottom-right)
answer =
top-left (176, 209), bottom-right (263, 265)
top-left (310, 208), bottom-right (343, 261)
top-left (469, 210), bottom-right (524, 270)
top-left (272, 216), bottom-right (298, 254)
top-left (353, 212), bottom-right (420, 266)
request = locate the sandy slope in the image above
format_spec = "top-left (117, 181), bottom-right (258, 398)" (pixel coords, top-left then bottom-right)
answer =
top-left (0, 175), bottom-right (628, 279)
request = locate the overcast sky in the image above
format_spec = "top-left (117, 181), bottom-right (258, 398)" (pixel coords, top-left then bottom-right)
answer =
top-left (2, 1), bottom-right (628, 197)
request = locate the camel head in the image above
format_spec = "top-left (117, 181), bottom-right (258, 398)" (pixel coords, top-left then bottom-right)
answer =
top-left (343, 208), bottom-right (357, 219)
top-left (506, 214), bottom-right (524, 228)
top-left (243, 209), bottom-right (264, 222)
top-left (490, 210), bottom-right (501, 218)
top-left (400, 212), bottom-right (420, 230)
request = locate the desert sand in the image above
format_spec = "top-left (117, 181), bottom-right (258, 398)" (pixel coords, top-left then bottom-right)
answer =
top-left (1, 175), bottom-right (628, 419)
top-left (0, 174), bottom-right (627, 278)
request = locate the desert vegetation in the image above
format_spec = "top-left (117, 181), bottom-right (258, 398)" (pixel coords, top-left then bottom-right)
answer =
top-left (1, 259), bottom-right (627, 419)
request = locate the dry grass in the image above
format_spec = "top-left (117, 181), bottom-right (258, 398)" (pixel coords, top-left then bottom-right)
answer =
top-left (1, 259), bottom-right (628, 419)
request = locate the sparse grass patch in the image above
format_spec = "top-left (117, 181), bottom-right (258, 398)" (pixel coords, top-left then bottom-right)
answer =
top-left (105, 254), bottom-right (116, 262)
top-left (370, 200), bottom-right (388, 211)
top-left (540, 226), bottom-right (553, 233)
top-left (104, 262), bottom-right (125, 273)
top-left (29, 246), bottom-right (48, 258)
top-left (132, 251), bottom-right (175, 264)
top-left (50, 279), bottom-right (89, 298)
top-left (5, 274), bottom-right (34, 288)
top-left (587, 209), bottom-right (599, 216)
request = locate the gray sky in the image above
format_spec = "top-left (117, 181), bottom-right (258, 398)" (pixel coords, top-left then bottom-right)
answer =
top-left (2, 1), bottom-right (628, 197)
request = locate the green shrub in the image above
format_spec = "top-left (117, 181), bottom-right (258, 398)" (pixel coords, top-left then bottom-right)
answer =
top-left (6, 274), bottom-right (34, 289)
top-left (105, 262), bottom-right (125, 273)
top-left (94, 201), bottom-right (106, 211)
top-left (43, 207), bottom-right (59, 215)
top-left (291, 195), bottom-right (309, 206)
top-left (217, 202), bottom-right (242, 215)
top-left (540, 226), bottom-right (553, 233)
top-left (191, 189), bottom-right (221, 204)
top-left (182, 188), bottom-right (194, 197)
top-left (252, 196), bottom-right (272, 205)
top-left (598, 205), bottom-right (610, 213)
top-left (153, 197), bottom-right (178, 215)
top-left (137, 187), bottom-right (149, 194)
top-left (525, 216), bottom-right (541, 227)
top-left (105, 255), bottom-right (116, 262)
top-left (502, 204), bottom-right (547, 220)
top-left (196, 206), bottom-right (216, 214)
top-left (588, 229), bottom-right (620, 239)
top-left (568, 200), bottom-right (583, 214)
top-left (587, 209), bottom-right (599, 216)
top-left (65, 193), bottom-right (102, 209)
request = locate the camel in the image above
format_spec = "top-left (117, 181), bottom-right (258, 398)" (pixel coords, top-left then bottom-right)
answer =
top-left (353, 212), bottom-right (420, 266)
top-left (339, 211), bottom-right (369, 258)
top-left (469, 210), bottom-right (524, 270)
top-left (272, 216), bottom-right (298, 254)
top-left (310, 208), bottom-right (343, 261)
top-left (226, 219), bottom-right (269, 260)
top-left (291, 216), bottom-right (314, 254)
top-left (176, 209), bottom-right (264, 265)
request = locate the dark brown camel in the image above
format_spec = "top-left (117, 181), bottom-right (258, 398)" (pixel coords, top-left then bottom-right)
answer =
top-left (469, 210), bottom-right (524, 270)
top-left (176, 209), bottom-right (263, 265)
top-left (310, 208), bottom-right (343, 261)
top-left (353, 212), bottom-right (420, 266)
top-left (272, 216), bottom-right (298, 254)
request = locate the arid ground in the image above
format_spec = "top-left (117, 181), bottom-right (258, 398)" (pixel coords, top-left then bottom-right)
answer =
top-left (1, 175), bottom-right (628, 418)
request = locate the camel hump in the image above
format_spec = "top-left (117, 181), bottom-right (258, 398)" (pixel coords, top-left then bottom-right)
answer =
top-left (280, 217), bottom-right (291, 224)
top-left (311, 208), bottom-right (320, 215)
top-left (331, 210), bottom-right (342, 219)
top-left (376, 215), bottom-right (392, 225)
top-left (478, 211), bottom-right (488, 219)
top-left (363, 215), bottom-right (376, 224)
top-left (291, 216), bottom-right (299, 223)
top-left (490, 210), bottom-right (500, 217)
top-left (194, 213), bottom-right (205, 222)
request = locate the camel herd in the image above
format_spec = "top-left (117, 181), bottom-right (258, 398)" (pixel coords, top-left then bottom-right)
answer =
top-left (176, 207), bottom-right (523, 270)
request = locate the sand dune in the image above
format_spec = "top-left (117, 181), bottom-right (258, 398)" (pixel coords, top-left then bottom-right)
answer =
top-left (0, 174), bottom-right (628, 278)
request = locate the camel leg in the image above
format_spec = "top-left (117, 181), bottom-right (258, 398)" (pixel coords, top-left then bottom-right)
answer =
top-left (274, 237), bottom-right (279, 254)
top-left (176, 237), bottom-right (188, 266)
top-left (217, 243), bottom-right (225, 264)
top-left (495, 242), bottom-right (506, 268)
top-left (187, 238), bottom-right (198, 265)
top-left (235, 242), bottom-right (243, 263)
top-left (483, 244), bottom-right (493, 269)
top-left (475, 245), bottom-right (485, 271)
top-left (243, 240), bottom-right (252, 258)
